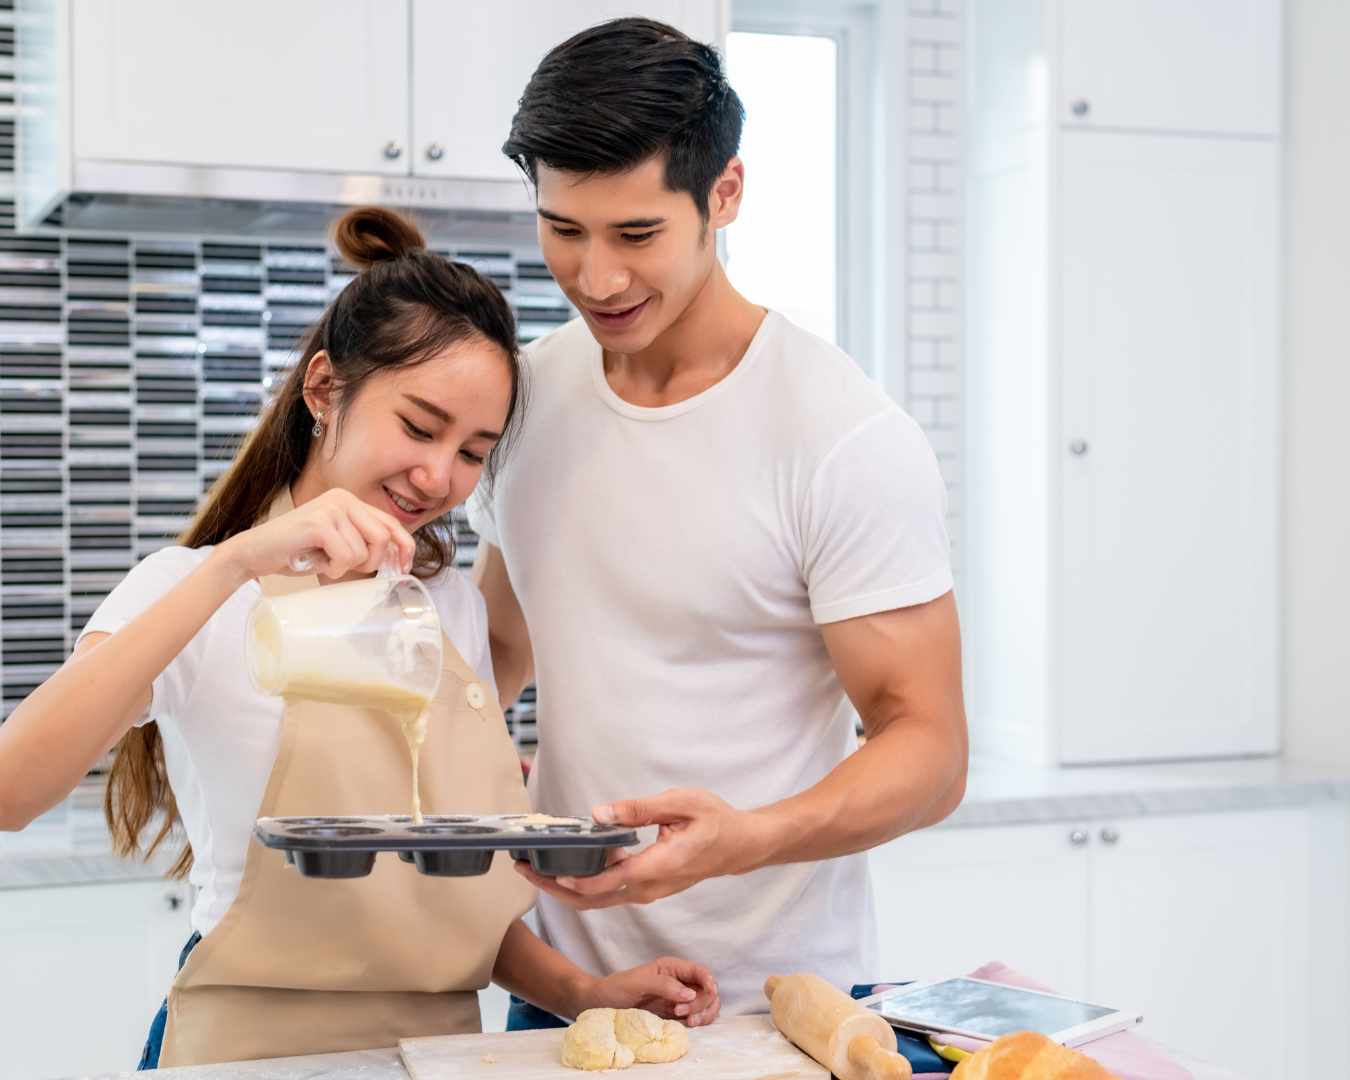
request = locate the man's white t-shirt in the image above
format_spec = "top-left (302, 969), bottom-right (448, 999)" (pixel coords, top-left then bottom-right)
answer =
top-left (79, 546), bottom-right (496, 937)
top-left (468, 311), bottom-right (952, 1015)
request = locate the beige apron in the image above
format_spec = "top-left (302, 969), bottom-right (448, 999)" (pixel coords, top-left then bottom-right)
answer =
top-left (159, 508), bottom-right (535, 1066)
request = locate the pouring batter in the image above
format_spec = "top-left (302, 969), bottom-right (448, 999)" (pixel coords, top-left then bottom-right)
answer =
top-left (247, 572), bottom-right (438, 823)
top-left (0, 207), bottom-right (720, 1069)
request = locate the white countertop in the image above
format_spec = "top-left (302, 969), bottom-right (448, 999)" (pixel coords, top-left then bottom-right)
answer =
top-left (939, 753), bottom-right (1350, 828)
top-left (70, 1033), bottom-right (1247, 1080)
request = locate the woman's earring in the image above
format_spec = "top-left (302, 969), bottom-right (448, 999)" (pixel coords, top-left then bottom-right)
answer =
top-left (312, 412), bottom-right (324, 438)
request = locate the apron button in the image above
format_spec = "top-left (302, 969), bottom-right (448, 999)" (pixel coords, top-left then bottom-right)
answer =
top-left (465, 683), bottom-right (486, 709)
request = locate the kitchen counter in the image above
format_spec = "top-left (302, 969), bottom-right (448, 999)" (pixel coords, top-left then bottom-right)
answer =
top-left (7, 756), bottom-right (1350, 889)
top-left (73, 1033), bottom-right (1247, 1079)
top-left (937, 754), bottom-right (1350, 829)
top-left (0, 777), bottom-right (180, 889)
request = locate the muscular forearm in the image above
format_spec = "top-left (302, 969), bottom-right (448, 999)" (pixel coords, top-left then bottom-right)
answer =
top-left (745, 712), bottom-right (967, 871)
top-left (0, 545), bottom-right (251, 829)
top-left (492, 919), bottom-right (594, 1020)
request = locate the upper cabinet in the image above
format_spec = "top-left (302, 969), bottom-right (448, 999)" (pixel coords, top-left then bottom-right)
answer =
top-left (964, 0), bottom-right (1282, 765)
top-left (412, 0), bottom-right (722, 183)
top-left (73, 0), bottom-right (411, 175)
top-left (1055, 132), bottom-right (1279, 762)
top-left (1058, 0), bottom-right (1282, 136)
top-left (20, 0), bottom-right (725, 231)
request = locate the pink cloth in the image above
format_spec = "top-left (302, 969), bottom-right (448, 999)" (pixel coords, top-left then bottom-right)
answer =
top-left (907, 962), bottom-right (1192, 1080)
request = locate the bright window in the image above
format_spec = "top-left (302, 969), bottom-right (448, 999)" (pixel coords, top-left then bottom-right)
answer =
top-left (724, 31), bottom-right (838, 345)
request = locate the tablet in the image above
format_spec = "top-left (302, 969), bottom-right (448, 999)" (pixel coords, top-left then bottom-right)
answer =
top-left (859, 977), bottom-right (1143, 1048)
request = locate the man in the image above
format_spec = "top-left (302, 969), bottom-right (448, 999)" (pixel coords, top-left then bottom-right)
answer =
top-left (470, 17), bottom-right (967, 1025)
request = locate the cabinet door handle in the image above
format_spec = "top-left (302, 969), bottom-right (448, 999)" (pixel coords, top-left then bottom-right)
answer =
top-left (1100, 827), bottom-right (1120, 845)
top-left (383, 141), bottom-right (403, 161)
top-left (1071, 99), bottom-right (1090, 118)
top-left (425, 143), bottom-right (445, 162)
top-left (1069, 828), bottom-right (1089, 847)
top-left (164, 892), bottom-right (183, 912)
top-left (1069, 438), bottom-right (1089, 456)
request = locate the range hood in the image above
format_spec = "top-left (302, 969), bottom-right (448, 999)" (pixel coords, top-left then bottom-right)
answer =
top-left (20, 159), bottom-right (540, 247)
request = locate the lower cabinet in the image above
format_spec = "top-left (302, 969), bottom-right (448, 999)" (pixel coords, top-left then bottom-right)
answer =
top-left (0, 878), bottom-right (192, 1080)
top-left (869, 806), bottom-right (1327, 1079)
top-left (869, 820), bottom-right (1092, 997)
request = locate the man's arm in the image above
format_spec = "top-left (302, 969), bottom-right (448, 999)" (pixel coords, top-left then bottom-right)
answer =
top-left (471, 541), bottom-right (534, 709)
top-left (751, 590), bottom-right (967, 863)
top-left (514, 590), bottom-right (967, 907)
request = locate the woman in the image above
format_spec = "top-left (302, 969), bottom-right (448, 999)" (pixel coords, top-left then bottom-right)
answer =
top-left (0, 207), bottom-right (719, 1068)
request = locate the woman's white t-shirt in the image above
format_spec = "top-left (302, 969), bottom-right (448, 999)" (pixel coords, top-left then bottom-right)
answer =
top-left (79, 545), bottom-right (497, 937)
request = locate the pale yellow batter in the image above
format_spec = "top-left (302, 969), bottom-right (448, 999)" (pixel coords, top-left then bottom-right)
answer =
top-left (509, 813), bottom-right (587, 829)
top-left (280, 679), bottom-right (432, 823)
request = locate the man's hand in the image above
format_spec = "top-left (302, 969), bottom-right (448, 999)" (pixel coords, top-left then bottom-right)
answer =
top-left (513, 788), bottom-right (768, 908)
top-left (577, 956), bottom-right (721, 1027)
top-left (516, 596), bottom-right (967, 910)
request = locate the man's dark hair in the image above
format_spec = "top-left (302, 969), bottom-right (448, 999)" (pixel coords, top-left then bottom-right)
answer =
top-left (503, 17), bottom-right (745, 221)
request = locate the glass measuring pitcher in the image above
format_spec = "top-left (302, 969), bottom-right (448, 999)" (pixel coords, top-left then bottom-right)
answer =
top-left (245, 563), bottom-right (443, 716)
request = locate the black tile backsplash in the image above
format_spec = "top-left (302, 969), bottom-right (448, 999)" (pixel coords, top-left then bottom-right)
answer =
top-left (0, 201), bottom-right (563, 756)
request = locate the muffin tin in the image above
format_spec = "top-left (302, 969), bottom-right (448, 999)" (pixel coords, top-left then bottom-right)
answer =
top-left (253, 813), bottom-right (640, 880)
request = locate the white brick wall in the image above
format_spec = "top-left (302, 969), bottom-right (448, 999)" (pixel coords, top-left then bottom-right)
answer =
top-left (906, 0), bottom-right (963, 572)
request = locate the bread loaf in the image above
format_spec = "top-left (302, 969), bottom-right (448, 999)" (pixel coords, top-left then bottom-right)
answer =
top-left (950, 1032), bottom-right (1118, 1080)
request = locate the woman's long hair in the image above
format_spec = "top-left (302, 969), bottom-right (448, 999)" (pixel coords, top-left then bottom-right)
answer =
top-left (104, 207), bottom-right (524, 877)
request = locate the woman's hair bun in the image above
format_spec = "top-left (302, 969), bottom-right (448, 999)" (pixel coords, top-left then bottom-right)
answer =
top-left (332, 206), bottom-right (426, 269)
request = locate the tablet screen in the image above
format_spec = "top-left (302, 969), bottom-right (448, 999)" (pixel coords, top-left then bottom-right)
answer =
top-left (869, 978), bottom-right (1116, 1039)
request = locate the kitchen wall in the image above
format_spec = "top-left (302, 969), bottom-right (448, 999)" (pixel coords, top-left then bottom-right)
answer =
top-left (1283, 0), bottom-right (1350, 764)
top-left (0, 213), bottom-right (561, 733)
top-left (0, 195), bottom-right (560, 748)
top-left (904, 0), bottom-right (964, 577)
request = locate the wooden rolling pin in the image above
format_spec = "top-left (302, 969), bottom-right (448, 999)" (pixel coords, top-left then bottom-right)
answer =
top-left (764, 974), bottom-right (913, 1080)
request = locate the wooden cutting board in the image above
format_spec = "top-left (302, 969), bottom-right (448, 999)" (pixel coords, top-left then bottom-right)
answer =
top-left (399, 1014), bottom-right (827, 1078)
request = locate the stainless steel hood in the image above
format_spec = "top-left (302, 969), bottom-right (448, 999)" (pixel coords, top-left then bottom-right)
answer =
top-left (25, 160), bottom-right (540, 246)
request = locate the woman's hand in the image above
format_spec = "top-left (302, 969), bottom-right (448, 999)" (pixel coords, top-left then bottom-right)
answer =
top-left (576, 956), bottom-right (720, 1027)
top-left (218, 487), bottom-right (416, 582)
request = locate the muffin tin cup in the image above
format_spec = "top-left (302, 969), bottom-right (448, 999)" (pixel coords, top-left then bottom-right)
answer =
top-left (254, 814), bottom-right (639, 880)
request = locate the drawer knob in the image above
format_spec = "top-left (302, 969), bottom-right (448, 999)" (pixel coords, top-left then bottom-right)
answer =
top-left (1069, 828), bottom-right (1089, 847)
top-left (1100, 827), bottom-right (1120, 845)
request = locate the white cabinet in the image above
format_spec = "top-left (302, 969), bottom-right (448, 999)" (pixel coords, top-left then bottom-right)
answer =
top-left (23, 1), bottom-right (725, 228)
top-left (1058, 0), bottom-right (1282, 136)
top-left (0, 878), bottom-right (192, 1080)
top-left (67, 0), bottom-right (723, 185)
top-left (1087, 811), bottom-right (1309, 1079)
top-left (1056, 133), bottom-right (1279, 763)
top-left (965, 0), bottom-right (1281, 765)
top-left (73, 0), bottom-right (411, 175)
top-left (870, 807), bottom-right (1317, 1078)
top-left (870, 822), bottom-right (1090, 997)
top-left (412, 0), bottom-right (723, 184)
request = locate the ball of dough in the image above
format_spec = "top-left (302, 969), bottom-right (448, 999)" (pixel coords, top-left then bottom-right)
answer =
top-left (561, 1009), bottom-right (636, 1071)
top-left (614, 1008), bottom-right (689, 1064)
top-left (560, 1007), bottom-right (689, 1070)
